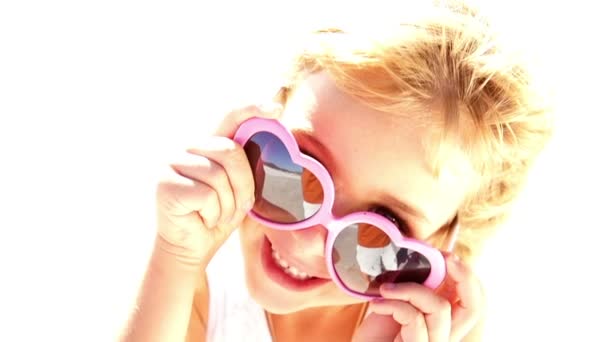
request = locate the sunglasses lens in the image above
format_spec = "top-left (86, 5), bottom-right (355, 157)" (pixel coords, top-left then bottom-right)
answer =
top-left (332, 223), bottom-right (431, 296)
top-left (244, 131), bottom-right (324, 223)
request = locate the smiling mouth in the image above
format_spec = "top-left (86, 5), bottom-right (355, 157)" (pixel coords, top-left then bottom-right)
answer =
top-left (270, 246), bottom-right (313, 280)
top-left (261, 235), bottom-right (331, 291)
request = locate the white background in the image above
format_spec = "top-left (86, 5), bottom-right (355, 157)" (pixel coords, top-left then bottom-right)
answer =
top-left (1, 1), bottom-right (607, 341)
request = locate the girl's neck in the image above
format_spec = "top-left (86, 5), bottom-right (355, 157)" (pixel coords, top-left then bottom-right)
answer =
top-left (265, 302), bottom-right (369, 342)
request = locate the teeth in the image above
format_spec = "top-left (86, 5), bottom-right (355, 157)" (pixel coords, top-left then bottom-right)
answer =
top-left (287, 266), bottom-right (299, 276)
top-left (272, 250), bottom-right (289, 267)
top-left (271, 246), bottom-right (312, 280)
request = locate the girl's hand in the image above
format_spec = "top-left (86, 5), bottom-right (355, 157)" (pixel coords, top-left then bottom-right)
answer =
top-left (154, 104), bottom-right (282, 266)
top-left (352, 254), bottom-right (485, 342)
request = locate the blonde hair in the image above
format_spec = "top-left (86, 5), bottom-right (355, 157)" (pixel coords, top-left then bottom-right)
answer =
top-left (276, 1), bottom-right (554, 261)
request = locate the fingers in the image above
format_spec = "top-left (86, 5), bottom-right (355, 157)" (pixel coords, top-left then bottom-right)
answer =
top-left (169, 151), bottom-right (235, 229)
top-left (154, 104), bottom-right (284, 264)
top-left (158, 137), bottom-right (253, 235)
top-left (214, 103), bottom-right (283, 138)
top-left (369, 299), bottom-right (429, 342)
top-left (375, 254), bottom-right (484, 342)
top-left (445, 256), bottom-right (485, 341)
top-left (379, 283), bottom-right (451, 342)
top-left (156, 171), bottom-right (220, 229)
top-left (160, 104), bottom-right (282, 228)
top-left (185, 137), bottom-right (255, 228)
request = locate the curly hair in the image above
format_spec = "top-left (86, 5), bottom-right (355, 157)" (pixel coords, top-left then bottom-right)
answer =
top-left (275, 0), bottom-right (554, 260)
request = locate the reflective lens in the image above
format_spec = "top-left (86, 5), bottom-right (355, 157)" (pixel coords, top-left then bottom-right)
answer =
top-left (332, 224), bottom-right (431, 295)
top-left (244, 131), bottom-right (324, 223)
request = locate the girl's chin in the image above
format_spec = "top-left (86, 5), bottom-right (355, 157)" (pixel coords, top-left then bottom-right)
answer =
top-left (244, 264), bottom-right (364, 314)
top-left (249, 285), bottom-right (366, 314)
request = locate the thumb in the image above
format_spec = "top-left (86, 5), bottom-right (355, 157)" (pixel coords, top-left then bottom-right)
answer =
top-left (214, 103), bottom-right (283, 138)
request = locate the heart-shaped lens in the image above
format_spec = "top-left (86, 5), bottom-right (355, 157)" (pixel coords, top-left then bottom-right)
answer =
top-left (332, 223), bottom-right (431, 296)
top-left (244, 131), bottom-right (324, 223)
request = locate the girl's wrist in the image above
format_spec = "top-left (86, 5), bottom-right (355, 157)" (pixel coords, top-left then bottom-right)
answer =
top-left (151, 235), bottom-right (207, 275)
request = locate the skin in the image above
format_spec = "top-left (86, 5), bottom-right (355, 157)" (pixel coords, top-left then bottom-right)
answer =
top-left (240, 72), bottom-right (474, 307)
top-left (121, 71), bottom-right (485, 342)
top-left (238, 73), bottom-right (484, 340)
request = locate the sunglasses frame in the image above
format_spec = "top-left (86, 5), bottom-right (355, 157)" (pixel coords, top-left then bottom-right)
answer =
top-left (233, 117), bottom-right (457, 299)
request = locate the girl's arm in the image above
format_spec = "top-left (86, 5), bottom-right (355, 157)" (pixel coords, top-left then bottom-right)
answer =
top-left (119, 237), bottom-right (204, 342)
top-left (120, 105), bottom-right (280, 341)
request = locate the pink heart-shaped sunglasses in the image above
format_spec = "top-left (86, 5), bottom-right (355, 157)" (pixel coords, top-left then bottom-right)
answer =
top-left (233, 117), bottom-right (458, 299)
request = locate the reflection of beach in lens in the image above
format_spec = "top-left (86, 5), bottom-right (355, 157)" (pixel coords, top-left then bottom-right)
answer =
top-left (260, 163), bottom-right (305, 221)
top-left (333, 225), bottom-right (371, 293)
top-left (245, 131), bottom-right (323, 223)
top-left (333, 224), bottom-right (432, 295)
top-left (373, 249), bottom-right (431, 285)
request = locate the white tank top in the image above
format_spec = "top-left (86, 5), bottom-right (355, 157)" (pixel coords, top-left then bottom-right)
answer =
top-left (205, 231), bottom-right (273, 342)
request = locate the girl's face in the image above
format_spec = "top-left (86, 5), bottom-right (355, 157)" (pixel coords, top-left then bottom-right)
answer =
top-left (239, 72), bottom-right (476, 313)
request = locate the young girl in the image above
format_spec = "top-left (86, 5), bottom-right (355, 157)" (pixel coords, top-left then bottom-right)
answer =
top-left (121, 2), bottom-right (553, 341)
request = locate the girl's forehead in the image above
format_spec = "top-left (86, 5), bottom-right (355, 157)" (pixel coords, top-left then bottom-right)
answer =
top-left (282, 72), bottom-right (478, 235)
top-left (283, 71), bottom-right (477, 180)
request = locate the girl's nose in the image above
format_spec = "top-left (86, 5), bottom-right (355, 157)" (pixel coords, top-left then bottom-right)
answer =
top-left (289, 224), bottom-right (328, 258)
